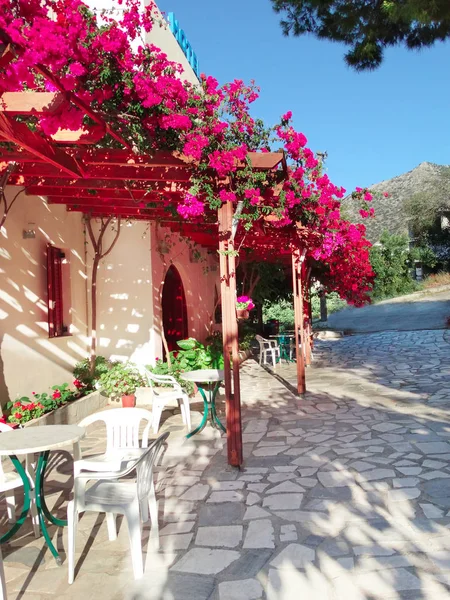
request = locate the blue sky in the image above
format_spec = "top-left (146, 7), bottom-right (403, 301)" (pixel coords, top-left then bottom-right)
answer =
top-left (158, 0), bottom-right (450, 194)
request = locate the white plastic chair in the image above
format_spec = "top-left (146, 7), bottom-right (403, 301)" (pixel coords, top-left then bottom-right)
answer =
top-left (76, 408), bottom-right (153, 476)
top-left (67, 432), bottom-right (169, 583)
top-left (140, 367), bottom-right (191, 434)
top-left (255, 335), bottom-right (281, 367)
top-left (0, 422), bottom-right (23, 523)
top-left (0, 545), bottom-right (6, 600)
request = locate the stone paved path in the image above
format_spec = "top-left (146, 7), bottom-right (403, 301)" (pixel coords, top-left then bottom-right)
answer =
top-left (325, 288), bottom-right (450, 332)
top-left (2, 329), bottom-right (450, 599)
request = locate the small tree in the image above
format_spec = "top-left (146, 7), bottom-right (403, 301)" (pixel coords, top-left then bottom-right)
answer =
top-left (271, 0), bottom-right (450, 70)
top-left (85, 216), bottom-right (122, 375)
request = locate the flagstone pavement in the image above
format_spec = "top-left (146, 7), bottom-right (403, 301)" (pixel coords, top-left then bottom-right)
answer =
top-left (2, 329), bottom-right (450, 599)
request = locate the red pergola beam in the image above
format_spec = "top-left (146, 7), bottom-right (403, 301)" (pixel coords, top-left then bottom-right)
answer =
top-left (80, 149), bottom-right (190, 167)
top-left (82, 165), bottom-right (192, 182)
top-left (0, 114), bottom-right (82, 177)
top-left (26, 186), bottom-right (183, 200)
top-left (1, 161), bottom-right (191, 182)
top-left (48, 196), bottom-right (169, 207)
top-left (247, 151), bottom-right (285, 171)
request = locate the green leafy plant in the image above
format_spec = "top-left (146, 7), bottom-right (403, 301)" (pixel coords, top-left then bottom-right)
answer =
top-left (98, 362), bottom-right (146, 400)
top-left (73, 355), bottom-right (118, 388)
top-left (146, 336), bottom-right (225, 397)
top-left (173, 338), bottom-right (224, 371)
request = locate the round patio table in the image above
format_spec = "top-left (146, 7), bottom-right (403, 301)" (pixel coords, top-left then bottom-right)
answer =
top-left (180, 369), bottom-right (225, 438)
top-left (0, 425), bottom-right (85, 564)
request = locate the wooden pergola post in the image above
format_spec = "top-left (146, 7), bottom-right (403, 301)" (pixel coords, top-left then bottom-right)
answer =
top-left (292, 250), bottom-right (306, 394)
top-left (218, 201), bottom-right (243, 467)
top-left (304, 265), bottom-right (312, 367)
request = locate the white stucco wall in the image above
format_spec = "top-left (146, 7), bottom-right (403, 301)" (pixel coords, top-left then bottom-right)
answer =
top-left (88, 220), bottom-right (219, 369)
top-left (146, 8), bottom-right (200, 86)
top-left (87, 220), bottom-right (155, 366)
top-left (0, 188), bottom-right (88, 407)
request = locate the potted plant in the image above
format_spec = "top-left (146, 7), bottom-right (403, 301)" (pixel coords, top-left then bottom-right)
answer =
top-left (98, 362), bottom-right (145, 407)
top-left (236, 296), bottom-right (255, 320)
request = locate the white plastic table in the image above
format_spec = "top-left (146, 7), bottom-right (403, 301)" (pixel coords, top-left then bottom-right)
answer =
top-left (0, 425), bottom-right (85, 564)
top-left (180, 369), bottom-right (225, 437)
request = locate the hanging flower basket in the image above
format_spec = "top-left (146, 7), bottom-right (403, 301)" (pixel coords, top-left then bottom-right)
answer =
top-left (236, 309), bottom-right (250, 320)
top-left (236, 296), bottom-right (254, 321)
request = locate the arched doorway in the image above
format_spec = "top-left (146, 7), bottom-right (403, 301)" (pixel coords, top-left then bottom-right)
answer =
top-left (161, 265), bottom-right (188, 353)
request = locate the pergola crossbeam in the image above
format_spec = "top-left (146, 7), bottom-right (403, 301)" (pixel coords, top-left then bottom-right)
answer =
top-left (0, 114), bottom-right (82, 177)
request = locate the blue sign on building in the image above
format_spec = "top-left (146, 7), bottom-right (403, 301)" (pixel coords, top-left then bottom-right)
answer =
top-left (168, 13), bottom-right (200, 78)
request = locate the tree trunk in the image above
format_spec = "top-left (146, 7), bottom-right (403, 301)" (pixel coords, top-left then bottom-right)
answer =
top-left (257, 303), bottom-right (264, 334)
top-left (320, 294), bottom-right (328, 322)
top-left (90, 254), bottom-right (100, 376)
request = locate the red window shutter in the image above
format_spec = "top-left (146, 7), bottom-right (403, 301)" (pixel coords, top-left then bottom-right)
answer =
top-left (47, 245), bottom-right (64, 337)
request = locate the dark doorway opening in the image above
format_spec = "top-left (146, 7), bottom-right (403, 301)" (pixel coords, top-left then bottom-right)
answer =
top-left (162, 265), bottom-right (188, 354)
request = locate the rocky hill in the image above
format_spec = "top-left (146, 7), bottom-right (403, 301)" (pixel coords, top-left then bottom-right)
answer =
top-left (341, 162), bottom-right (450, 243)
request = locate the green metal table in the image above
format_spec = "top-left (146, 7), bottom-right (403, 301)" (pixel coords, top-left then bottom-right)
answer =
top-left (180, 369), bottom-right (225, 438)
top-left (270, 334), bottom-right (296, 362)
top-left (0, 425), bottom-right (85, 564)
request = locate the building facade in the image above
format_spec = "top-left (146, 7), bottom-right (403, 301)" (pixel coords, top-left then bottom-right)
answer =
top-left (0, 5), bottom-right (218, 409)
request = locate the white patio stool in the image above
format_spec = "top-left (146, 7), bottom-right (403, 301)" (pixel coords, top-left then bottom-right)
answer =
top-left (140, 367), bottom-right (191, 434)
top-left (67, 432), bottom-right (169, 583)
top-left (255, 335), bottom-right (280, 367)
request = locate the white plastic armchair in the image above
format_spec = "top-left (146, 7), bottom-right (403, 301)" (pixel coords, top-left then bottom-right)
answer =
top-left (75, 408), bottom-right (153, 477)
top-left (0, 545), bottom-right (6, 600)
top-left (255, 335), bottom-right (280, 367)
top-left (0, 423), bottom-right (24, 524)
top-left (140, 366), bottom-right (191, 434)
top-left (67, 432), bottom-right (169, 583)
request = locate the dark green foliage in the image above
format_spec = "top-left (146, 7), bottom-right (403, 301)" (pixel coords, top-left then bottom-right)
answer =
top-left (237, 261), bottom-right (290, 306)
top-left (271, 0), bottom-right (450, 70)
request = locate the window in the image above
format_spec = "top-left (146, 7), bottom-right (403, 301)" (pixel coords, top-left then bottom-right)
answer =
top-left (47, 245), bottom-right (71, 337)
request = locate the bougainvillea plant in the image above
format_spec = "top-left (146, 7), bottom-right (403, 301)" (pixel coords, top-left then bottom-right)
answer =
top-left (0, 0), bottom-right (379, 304)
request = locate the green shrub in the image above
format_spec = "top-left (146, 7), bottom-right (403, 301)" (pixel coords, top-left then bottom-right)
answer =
top-left (73, 355), bottom-right (118, 388)
top-left (370, 231), bottom-right (420, 300)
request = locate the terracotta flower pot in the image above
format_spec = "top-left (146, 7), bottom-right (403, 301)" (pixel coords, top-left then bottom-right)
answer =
top-left (236, 309), bottom-right (250, 320)
top-left (121, 394), bottom-right (136, 408)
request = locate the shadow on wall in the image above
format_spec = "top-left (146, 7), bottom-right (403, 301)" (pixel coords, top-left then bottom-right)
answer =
top-left (0, 194), bottom-right (88, 405)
